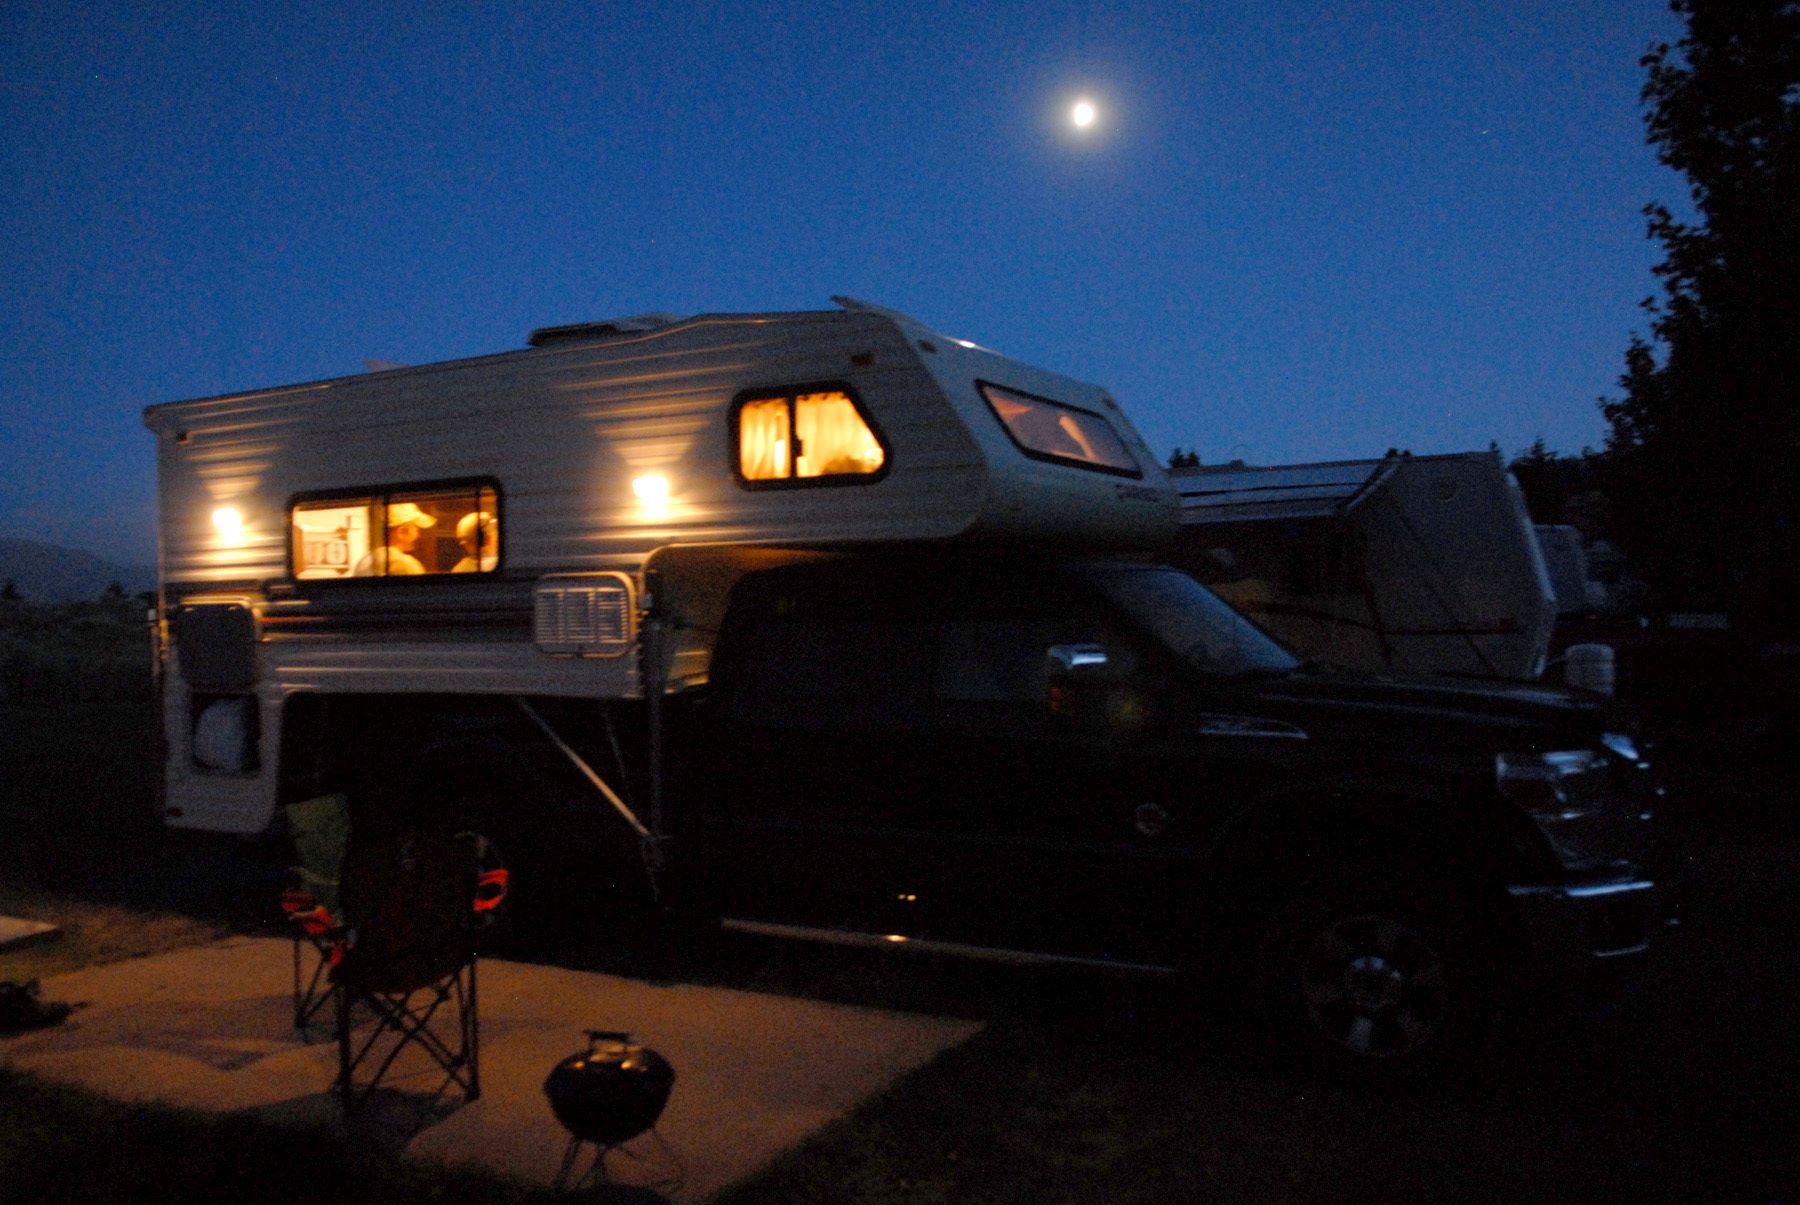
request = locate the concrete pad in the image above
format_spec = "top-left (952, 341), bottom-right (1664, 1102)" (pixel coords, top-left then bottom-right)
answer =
top-left (0, 914), bottom-right (60, 952)
top-left (0, 937), bottom-right (982, 1201)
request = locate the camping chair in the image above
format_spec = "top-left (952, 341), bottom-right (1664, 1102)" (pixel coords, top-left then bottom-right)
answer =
top-left (331, 824), bottom-right (498, 1109)
top-left (282, 798), bottom-right (509, 1032)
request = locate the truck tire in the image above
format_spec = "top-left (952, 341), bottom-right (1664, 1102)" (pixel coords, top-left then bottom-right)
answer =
top-left (1254, 871), bottom-right (1495, 1082)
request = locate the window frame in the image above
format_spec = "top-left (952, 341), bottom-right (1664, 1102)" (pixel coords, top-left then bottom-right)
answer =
top-left (285, 476), bottom-right (505, 583)
top-left (729, 381), bottom-right (892, 490)
top-left (976, 380), bottom-right (1144, 479)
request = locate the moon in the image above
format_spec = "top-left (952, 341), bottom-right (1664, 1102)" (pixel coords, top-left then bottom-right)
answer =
top-left (1071, 98), bottom-right (1097, 129)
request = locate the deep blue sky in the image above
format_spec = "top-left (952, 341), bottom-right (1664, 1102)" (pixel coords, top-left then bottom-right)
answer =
top-left (2, 1), bottom-right (1683, 560)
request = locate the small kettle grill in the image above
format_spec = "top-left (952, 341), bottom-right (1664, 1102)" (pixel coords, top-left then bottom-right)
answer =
top-left (544, 1029), bottom-right (677, 1188)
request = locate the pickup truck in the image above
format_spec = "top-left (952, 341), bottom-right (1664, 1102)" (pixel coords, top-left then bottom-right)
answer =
top-left (576, 547), bottom-right (1671, 1078)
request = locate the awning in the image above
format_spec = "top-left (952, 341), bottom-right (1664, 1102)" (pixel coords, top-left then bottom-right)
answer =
top-left (1173, 459), bottom-right (1399, 525)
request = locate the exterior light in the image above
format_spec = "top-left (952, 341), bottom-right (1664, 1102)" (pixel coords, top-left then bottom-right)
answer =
top-left (212, 506), bottom-right (245, 543)
top-left (632, 473), bottom-right (672, 520)
top-left (632, 474), bottom-right (670, 503)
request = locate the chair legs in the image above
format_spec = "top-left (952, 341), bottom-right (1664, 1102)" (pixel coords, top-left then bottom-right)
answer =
top-left (335, 957), bottom-right (480, 1109)
top-left (282, 884), bottom-right (345, 1031)
top-left (301, 821), bottom-right (495, 1111)
top-left (292, 934), bottom-right (337, 1029)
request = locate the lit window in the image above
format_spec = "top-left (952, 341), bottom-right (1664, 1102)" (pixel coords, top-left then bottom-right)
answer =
top-left (737, 387), bottom-right (886, 484)
top-left (739, 397), bottom-right (792, 480)
top-left (292, 498), bottom-right (372, 579)
top-left (290, 482), bottom-right (500, 579)
top-left (979, 382), bottom-right (1141, 476)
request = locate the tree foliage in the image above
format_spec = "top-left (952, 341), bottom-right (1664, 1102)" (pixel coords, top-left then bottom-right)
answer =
top-left (1510, 439), bottom-right (1608, 533)
top-left (1602, 0), bottom-right (1800, 624)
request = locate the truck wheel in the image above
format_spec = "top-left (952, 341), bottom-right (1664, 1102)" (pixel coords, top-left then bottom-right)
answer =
top-left (1255, 878), bottom-right (1493, 1081)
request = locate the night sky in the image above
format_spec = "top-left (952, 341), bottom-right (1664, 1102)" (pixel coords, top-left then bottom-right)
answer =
top-left (2, 1), bottom-right (1682, 560)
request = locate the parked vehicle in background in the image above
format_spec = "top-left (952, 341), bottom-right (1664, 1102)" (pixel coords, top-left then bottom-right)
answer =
top-left (1536, 524), bottom-right (1611, 619)
top-left (1166, 452), bottom-right (1558, 683)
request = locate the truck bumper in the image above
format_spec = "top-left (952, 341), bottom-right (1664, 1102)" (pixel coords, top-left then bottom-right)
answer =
top-left (1505, 874), bottom-right (1674, 985)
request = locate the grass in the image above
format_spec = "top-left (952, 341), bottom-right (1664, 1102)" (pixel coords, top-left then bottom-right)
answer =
top-left (0, 893), bottom-right (225, 983)
top-left (3, 602), bottom-right (1798, 1202)
top-left (0, 624), bottom-right (223, 984)
top-left (0, 1067), bottom-right (560, 1205)
top-left (0, 596), bottom-right (150, 708)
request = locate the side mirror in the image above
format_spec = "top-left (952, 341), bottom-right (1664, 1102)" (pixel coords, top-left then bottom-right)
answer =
top-left (1045, 643), bottom-right (1162, 731)
top-left (1045, 644), bottom-right (1110, 676)
top-left (1046, 644), bottom-right (1112, 722)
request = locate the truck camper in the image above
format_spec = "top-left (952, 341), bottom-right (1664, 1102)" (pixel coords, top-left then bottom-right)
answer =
top-left (145, 298), bottom-right (1177, 834)
top-left (146, 303), bottom-right (1672, 1079)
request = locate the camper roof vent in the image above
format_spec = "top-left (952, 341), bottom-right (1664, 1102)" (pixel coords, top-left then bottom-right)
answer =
top-left (528, 314), bottom-right (684, 348)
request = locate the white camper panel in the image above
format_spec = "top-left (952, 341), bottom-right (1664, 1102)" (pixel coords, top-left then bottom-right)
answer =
top-left (1171, 452), bottom-right (1556, 680)
top-left (160, 665), bottom-right (283, 834)
top-left (144, 306), bottom-right (1176, 592)
top-left (146, 311), bottom-right (955, 589)
top-left (1535, 524), bottom-right (1607, 616)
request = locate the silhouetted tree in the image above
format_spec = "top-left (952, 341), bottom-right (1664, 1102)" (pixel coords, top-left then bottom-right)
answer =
top-left (102, 580), bottom-right (128, 601)
top-left (1602, 0), bottom-right (1800, 626)
top-left (1167, 447), bottom-right (1202, 469)
top-left (1509, 440), bottom-right (1611, 539)
top-left (1510, 438), bottom-right (1568, 525)
top-left (1, 579), bottom-right (19, 602)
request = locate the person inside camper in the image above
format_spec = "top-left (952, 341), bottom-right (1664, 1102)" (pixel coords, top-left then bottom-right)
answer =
top-left (353, 501), bottom-right (434, 575)
top-left (452, 510), bottom-right (498, 573)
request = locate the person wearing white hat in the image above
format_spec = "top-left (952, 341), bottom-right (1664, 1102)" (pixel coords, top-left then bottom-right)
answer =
top-left (353, 501), bottom-right (435, 576)
top-left (451, 510), bottom-right (499, 573)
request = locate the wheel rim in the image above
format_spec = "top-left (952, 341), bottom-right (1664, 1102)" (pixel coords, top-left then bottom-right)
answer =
top-left (1297, 912), bottom-right (1449, 1059)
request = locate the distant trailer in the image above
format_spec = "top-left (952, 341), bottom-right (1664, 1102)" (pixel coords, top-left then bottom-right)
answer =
top-left (1165, 452), bottom-right (1556, 681)
top-left (1535, 524), bottom-right (1608, 617)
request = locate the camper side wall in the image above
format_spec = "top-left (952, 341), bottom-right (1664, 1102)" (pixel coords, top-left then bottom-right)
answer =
top-left (144, 311), bottom-right (993, 596)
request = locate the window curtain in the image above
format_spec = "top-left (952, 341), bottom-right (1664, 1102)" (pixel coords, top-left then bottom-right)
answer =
top-left (740, 397), bottom-right (791, 480)
top-left (796, 392), bottom-right (882, 477)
